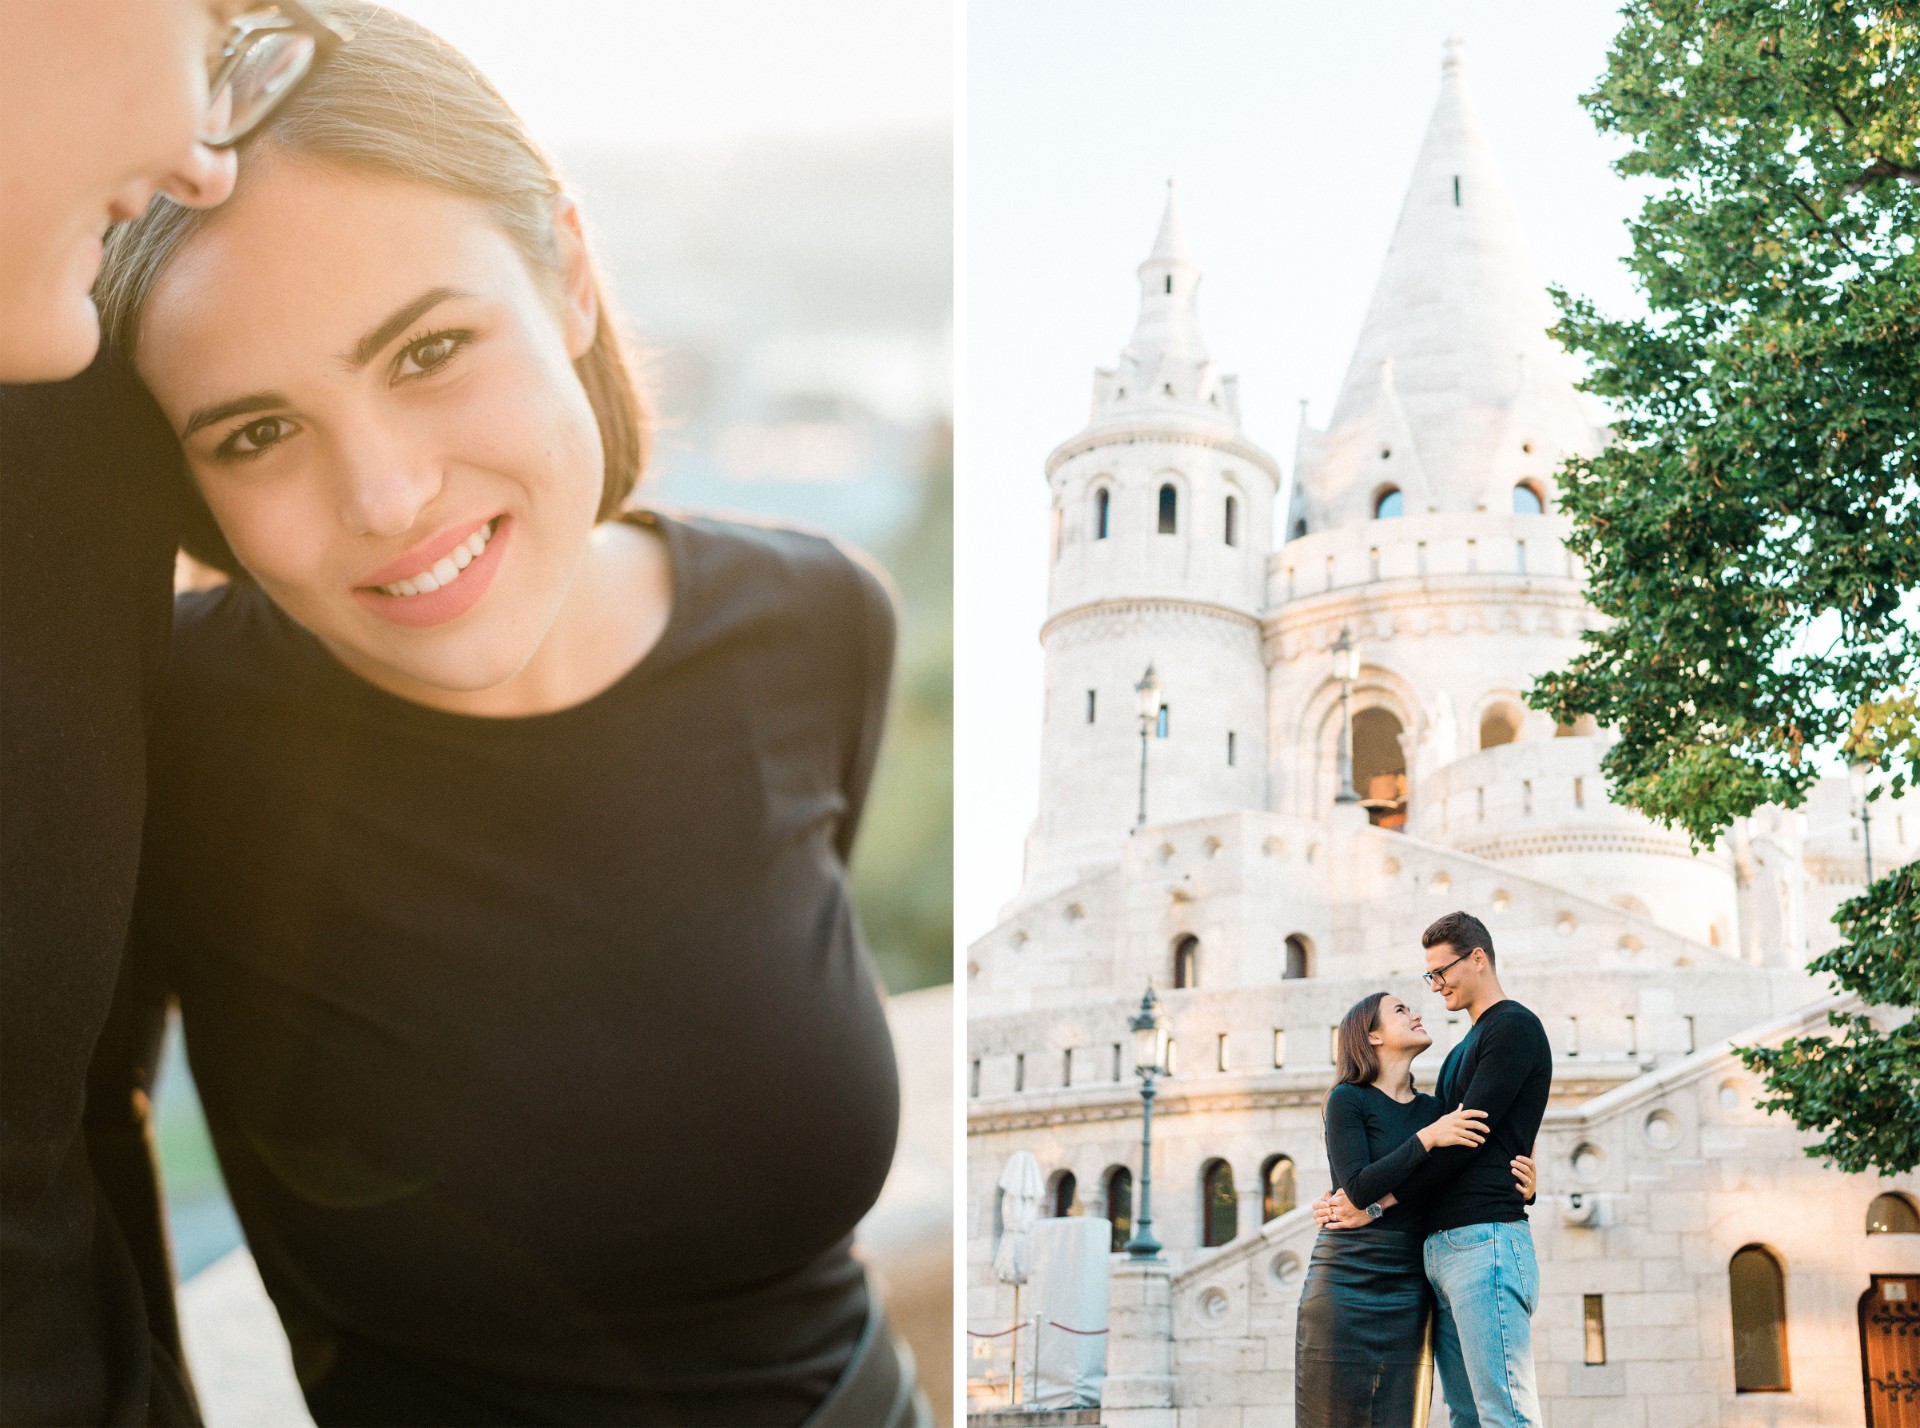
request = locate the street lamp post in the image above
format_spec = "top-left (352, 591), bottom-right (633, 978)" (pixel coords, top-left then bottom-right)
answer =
top-left (1331, 627), bottom-right (1361, 805)
top-left (1135, 662), bottom-right (1162, 828)
top-left (1850, 760), bottom-right (1877, 884)
top-left (1125, 985), bottom-right (1167, 1260)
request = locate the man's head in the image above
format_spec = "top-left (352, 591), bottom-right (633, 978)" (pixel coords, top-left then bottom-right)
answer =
top-left (1421, 910), bottom-right (1498, 1013)
top-left (0, 0), bottom-right (247, 381)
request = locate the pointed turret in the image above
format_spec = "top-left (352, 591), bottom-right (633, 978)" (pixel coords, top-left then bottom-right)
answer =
top-left (1090, 181), bottom-right (1239, 428)
top-left (1289, 37), bottom-right (1602, 532)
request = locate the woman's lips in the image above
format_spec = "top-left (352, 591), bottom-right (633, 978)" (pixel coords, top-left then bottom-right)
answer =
top-left (351, 516), bottom-right (512, 629)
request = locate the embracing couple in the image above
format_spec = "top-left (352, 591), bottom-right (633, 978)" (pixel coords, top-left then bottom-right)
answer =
top-left (1294, 911), bottom-right (1554, 1428)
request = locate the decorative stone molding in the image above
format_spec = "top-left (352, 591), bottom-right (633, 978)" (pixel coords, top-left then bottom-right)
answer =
top-left (1041, 597), bottom-right (1263, 651)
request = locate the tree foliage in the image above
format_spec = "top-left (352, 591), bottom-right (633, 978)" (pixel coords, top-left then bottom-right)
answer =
top-left (1736, 863), bottom-right (1920, 1173)
top-left (1534, 1), bottom-right (1919, 1172)
top-left (1533, 0), bottom-right (1920, 840)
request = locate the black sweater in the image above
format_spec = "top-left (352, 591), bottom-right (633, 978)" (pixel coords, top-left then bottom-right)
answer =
top-left (0, 353), bottom-right (198, 1427)
top-left (1392, 999), bottom-right (1553, 1233)
top-left (114, 511), bottom-right (901, 1427)
top-left (1321, 1083), bottom-right (1441, 1227)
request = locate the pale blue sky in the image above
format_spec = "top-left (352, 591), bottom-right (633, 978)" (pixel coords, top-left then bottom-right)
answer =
top-left (958, 2), bottom-right (1648, 942)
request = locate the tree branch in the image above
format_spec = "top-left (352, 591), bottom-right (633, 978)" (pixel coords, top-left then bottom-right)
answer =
top-left (1842, 156), bottom-right (1920, 193)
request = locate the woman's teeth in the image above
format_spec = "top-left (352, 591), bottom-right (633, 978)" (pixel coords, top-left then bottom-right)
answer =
top-left (380, 521), bottom-right (496, 597)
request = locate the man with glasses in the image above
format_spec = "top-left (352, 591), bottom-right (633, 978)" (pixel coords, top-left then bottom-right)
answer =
top-left (1, 5), bottom-right (343, 1423)
top-left (1313, 911), bottom-right (1553, 1427)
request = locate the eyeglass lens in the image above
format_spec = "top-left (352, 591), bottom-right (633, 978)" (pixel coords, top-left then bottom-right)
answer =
top-left (203, 28), bottom-right (317, 145)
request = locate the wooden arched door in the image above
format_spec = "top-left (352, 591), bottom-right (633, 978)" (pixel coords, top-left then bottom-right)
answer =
top-left (1860, 1275), bottom-right (1920, 1426)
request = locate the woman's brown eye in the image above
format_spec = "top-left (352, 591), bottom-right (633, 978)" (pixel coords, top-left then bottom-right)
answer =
top-left (239, 418), bottom-right (282, 449)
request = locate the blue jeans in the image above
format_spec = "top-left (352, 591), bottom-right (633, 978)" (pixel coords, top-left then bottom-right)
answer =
top-left (1423, 1220), bottom-right (1541, 1428)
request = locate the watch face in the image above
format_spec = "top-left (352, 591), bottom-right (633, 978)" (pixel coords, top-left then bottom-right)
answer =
top-left (1367, 1203), bottom-right (1384, 1219)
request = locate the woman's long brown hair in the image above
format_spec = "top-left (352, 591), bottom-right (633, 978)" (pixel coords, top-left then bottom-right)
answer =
top-left (1333, 992), bottom-right (1391, 1088)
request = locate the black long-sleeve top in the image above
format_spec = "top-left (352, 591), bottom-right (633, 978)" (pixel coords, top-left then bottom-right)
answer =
top-left (1, 352), bottom-right (198, 1427)
top-left (1390, 999), bottom-right (1553, 1233)
top-left (115, 510), bottom-right (902, 1427)
top-left (1321, 1083), bottom-right (1442, 1227)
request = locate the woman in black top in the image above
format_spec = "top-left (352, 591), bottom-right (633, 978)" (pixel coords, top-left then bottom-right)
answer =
top-left (1294, 993), bottom-right (1534, 1428)
top-left (89, 7), bottom-right (922, 1425)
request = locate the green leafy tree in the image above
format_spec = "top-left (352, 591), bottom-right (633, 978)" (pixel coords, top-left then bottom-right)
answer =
top-left (1531, 1), bottom-right (1920, 1172)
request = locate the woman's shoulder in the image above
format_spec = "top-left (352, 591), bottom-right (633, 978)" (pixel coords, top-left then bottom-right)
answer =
top-left (1324, 1082), bottom-right (1369, 1112)
top-left (649, 507), bottom-right (891, 606)
top-left (640, 507), bottom-right (896, 664)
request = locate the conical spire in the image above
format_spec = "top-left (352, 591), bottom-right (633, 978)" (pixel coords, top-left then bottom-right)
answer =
top-left (1089, 181), bottom-right (1238, 428)
top-left (1298, 37), bottom-right (1600, 523)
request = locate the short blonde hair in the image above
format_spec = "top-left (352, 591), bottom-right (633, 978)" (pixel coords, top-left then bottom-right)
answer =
top-left (96, 0), bottom-right (647, 574)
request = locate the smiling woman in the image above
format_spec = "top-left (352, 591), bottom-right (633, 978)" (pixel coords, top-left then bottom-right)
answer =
top-left (85, 5), bottom-right (928, 1426)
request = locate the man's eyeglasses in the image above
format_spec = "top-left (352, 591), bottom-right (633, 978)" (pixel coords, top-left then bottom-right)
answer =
top-left (1423, 950), bottom-right (1474, 990)
top-left (203, 2), bottom-right (353, 148)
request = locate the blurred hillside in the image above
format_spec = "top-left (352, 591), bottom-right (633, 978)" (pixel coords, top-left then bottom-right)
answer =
top-left (563, 128), bottom-right (953, 993)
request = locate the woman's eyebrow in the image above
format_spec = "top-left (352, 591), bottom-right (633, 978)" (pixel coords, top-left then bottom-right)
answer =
top-left (183, 391), bottom-right (292, 440)
top-left (180, 288), bottom-right (476, 440)
top-left (342, 287), bottom-right (471, 370)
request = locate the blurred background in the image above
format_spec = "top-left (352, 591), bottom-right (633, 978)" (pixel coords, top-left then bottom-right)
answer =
top-left (154, 3), bottom-right (952, 1420)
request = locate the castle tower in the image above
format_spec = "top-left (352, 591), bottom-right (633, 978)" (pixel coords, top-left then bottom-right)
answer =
top-left (1264, 38), bottom-right (1738, 950)
top-left (1022, 184), bottom-right (1281, 906)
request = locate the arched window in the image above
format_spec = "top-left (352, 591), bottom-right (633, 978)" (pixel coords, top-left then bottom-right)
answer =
top-left (1352, 707), bottom-right (1409, 829)
top-left (1290, 517), bottom-right (1308, 541)
top-left (1201, 1159), bottom-right (1237, 1247)
top-left (1284, 934), bottom-right (1312, 980)
top-left (1261, 1155), bottom-right (1297, 1221)
top-left (1094, 487), bottom-right (1111, 540)
top-left (1374, 487), bottom-right (1404, 519)
top-left (1224, 494), bottom-right (1239, 547)
top-left (1479, 704), bottom-right (1523, 749)
top-left (1105, 1166), bottom-right (1133, 1251)
top-left (1730, 1245), bottom-right (1790, 1392)
top-left (1158, 483), bottom-right (1178, 534)
top-left (1047, 1169), bottom-right (1078, 1219)
top-left (1173, 935), bottom-right (1199, 990)
top-left (1513, 481), bottom-right (1545, 515)
top-left (1868, 1193), bottom-right (1920, 1234)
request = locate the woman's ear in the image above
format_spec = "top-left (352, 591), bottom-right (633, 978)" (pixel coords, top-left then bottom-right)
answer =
top-left (550, 192), bottom-right (598, 361)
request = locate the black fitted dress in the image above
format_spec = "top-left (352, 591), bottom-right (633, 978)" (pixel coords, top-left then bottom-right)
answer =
top-left (108, 511), bottom-right (902, 1427)
top-left (1294, 1082), bottom-right (1441, 1428)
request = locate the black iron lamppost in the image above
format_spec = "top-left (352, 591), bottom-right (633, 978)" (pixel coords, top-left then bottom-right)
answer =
top-left (1331, 627), bottom-right (1361, 805)
top-left (1124, 985), bottom-right (1168, 1260)
top-left (1850, 760), bottom-right (1877, 884)
top-left (1135, 662), bottom-right (1163, 828)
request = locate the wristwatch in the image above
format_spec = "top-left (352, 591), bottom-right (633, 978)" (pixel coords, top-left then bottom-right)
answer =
top-left (1365, 1201), bottom-right (1385, 1221)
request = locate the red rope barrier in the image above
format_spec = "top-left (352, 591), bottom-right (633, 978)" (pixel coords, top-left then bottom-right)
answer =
top-left (1045, 1320), bottom-right (1109, 1335)
top-left (965, 1325), bottom-right (1022, 1338)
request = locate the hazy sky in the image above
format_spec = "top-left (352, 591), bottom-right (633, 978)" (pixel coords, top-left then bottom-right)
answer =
top-left (380, 1), bottom-right (952, 146)
top-left (957, 1), bottom-right (1649, 942)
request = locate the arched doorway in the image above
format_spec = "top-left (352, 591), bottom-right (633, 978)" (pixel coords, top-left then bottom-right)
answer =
top-left (1860, 1275), bottom-right (1920, 1426)
top-left (1261, 1155), bottom-right (1296, 1221)
top-left (1283, 934), bottom-right (1312, 980)
top-left (1352, 707), bottom-right (1408, 829)
top-left (1104, 1166), bottom-right (1133, 1251)
top-left (1730, 1245), bottom-right (1790, 1392)
top-left (1200, 1159), bottom-right (1237, 1247)
top-left (1173, 935), bottom-right (1199, 990)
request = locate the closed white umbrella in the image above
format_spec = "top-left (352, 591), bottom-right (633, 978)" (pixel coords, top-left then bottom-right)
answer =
top-left (993, 1151), bottom-right (1045, 1405)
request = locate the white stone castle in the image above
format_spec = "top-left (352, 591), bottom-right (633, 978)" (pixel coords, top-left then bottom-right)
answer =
top-left (967, 39), bottom-right (1920, 1428)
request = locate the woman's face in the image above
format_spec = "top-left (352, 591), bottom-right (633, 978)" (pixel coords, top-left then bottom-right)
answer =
top-left (136, 158), bottom-right (604, 704)
top-left (1371, 997), bottom-right (1432, 1055)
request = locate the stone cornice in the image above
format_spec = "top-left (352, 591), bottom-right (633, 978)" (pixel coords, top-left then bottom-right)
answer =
top-left (1040, 596), bottom-right (1263, 647)
top-left (967, 1062), bottom-right (1639, 1135)
top-left (1261, 576), bottom-right (1597, 660)
top-left (1453, 826), bottom-right (1723, 867)
top-left (1045, 423), bottom-right (1282, 482)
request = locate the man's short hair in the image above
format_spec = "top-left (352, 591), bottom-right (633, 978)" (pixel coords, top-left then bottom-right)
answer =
top-left (1422, 910), bottom-right (1495, 967)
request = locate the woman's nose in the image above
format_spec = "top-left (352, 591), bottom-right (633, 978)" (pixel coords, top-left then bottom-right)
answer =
top-left (158, 142), bottom-right (238, 210)
top-left (337, 450), bottom-right (444, 540)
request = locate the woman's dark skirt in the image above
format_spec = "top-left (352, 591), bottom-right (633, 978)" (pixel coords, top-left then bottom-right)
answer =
top-left (1293, 1222), bottom-right (1435, 1428)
